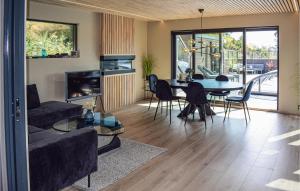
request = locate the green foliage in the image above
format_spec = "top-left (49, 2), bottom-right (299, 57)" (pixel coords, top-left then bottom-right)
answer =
top-left (26, 21), bottom-right (74, 57)
top-left (223, 33), bottom-right (242, 51)
top-left (142, 55), bottom-right (154, 79)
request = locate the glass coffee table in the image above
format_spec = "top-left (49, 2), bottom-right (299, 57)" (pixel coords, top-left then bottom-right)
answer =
top-left (53, 112), bottom-right (124, 155)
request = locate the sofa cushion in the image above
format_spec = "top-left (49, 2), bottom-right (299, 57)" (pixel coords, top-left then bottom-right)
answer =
top-left (28, 129), bottom-right (59, 145)
top-left (27, 84), bottom-right (41, 109)
top-left (29, 128), bottom-right (98, 191)
top-left (28, 101), bottom-right (82, 129)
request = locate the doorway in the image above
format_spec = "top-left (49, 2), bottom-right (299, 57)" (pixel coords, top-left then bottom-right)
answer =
top-left (245, 29), bottom-right (278, 110)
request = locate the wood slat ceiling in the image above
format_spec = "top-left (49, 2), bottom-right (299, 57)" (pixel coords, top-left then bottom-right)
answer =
top-left (31, 0), bottom-right (300, 21)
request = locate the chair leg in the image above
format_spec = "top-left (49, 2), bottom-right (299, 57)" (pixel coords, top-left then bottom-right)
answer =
top-left (213, 96), bottom-right (216, 109)
top-left (154, 100), bottom-right (160, 120)
top-left (184, 104), bottom-right (192, 126)
top-left (245, 102), bottom-right (251, 120)
top-left (223, 97), bottom-right (226, 112)
top-left (161, 101), bottom-right (163, 113)
top-left (242, 102), bottom-right (248, 124)
top-left (166, 101), bottom-right (169, 116)
top-left (178, 99), bottom-right (182, 111)
top-left (148, 93), bottom-right (154, 111)
top-left (169, 100), bottom-right (172, 124)
top-left (223, 101), bottom-right (229, 122)
top-left (228, 102), bottom-right (232, 118)
top-left (193, 111), bottom-right (195, 120)
top-left (202, 105), bottom-right (207, 130)
top-left (88, 174), bottom-right (91, 188)
top-left (183, 100), bottom-right (187, 107)
top-left (208, 103), bottom-right (213, 123)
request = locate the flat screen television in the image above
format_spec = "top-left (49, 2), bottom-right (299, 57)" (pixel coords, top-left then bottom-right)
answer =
top-left (65, 70), bottom-right (101, 101)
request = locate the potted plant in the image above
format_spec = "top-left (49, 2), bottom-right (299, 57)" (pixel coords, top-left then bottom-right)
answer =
top-left (142, 55), bottom-right (154, 80)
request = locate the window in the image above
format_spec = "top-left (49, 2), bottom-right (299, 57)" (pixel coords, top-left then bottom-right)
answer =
top-left (26, 19), bottom-right (77, 58)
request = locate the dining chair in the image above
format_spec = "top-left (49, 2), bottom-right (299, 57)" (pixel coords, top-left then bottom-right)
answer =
top-left (192, 73), bottom-right (204, 80)
top-left (223, 81), bottom-right (254, 123)
top-left (154, 80), bottom-right (182, 124)
top-left (185, 82), bottom-right (213, 129)
top-left (209, 75), bottom-right (230, 110)
top-left (148, 74), bottom-right (158, 110)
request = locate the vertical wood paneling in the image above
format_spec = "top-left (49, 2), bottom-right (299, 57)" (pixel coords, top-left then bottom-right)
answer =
top-left (98, 73), bottom-right (136, 112)
top-left (99, 13), bottom-right (135, 55)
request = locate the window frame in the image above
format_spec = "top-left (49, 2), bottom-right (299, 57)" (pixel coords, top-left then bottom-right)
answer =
top-left (26, 18), bottom-right (78, 58)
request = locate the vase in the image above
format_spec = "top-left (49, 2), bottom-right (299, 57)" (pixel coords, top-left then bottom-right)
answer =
top-left (84, 109), bottom-right (94, 123)
top-left (41, 49), bottom-right (48, 57)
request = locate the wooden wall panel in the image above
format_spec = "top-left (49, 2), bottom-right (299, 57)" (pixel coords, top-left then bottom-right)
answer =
top-left (34, 0), bottom-right (300, 21)
top-left (99, 13), bottom-right (134, 55)
top-left (97, 73), bottom-right (136, 112)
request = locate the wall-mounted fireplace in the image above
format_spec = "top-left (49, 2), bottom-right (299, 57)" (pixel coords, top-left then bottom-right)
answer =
top-left (100, 55), bottom-right (136, 75)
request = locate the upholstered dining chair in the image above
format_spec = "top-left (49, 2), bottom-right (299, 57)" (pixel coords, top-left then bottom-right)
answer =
top-left (192, 73), bottom-right (204, 80)
top-left (148, 74), bottom-right (158, 110)
top-left (209, 75), bottom-right (230, 110)
top-left (154, 80), bottom-right (182, 124)
top-left (223, 81), bottom-right (254, 123)
top-left (185, 82), bottom-right (213, 129)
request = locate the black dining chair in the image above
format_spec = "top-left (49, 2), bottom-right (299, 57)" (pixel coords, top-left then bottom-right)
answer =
top-left (192, 73), bottom-right (204, 80)
top-left (223, 81), bottom-right (254, 123)
top-left (148, 74), bottom-right (158, 111)
top-left (185, 82), bottom-right (213, 129)
top-left (154, 80), bottom-right (182, 124)
top-left (209, 75), bottom-right (230, 110)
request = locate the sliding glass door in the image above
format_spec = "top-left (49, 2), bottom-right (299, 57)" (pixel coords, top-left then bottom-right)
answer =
top-left (175, 34), bottom-right (193, 79)
top-left (172, 27), bottom-right (279, 111)
top-left (245, 29), bottom-right (278, 110)
top-left (194, 32), bottom-right (243, 82)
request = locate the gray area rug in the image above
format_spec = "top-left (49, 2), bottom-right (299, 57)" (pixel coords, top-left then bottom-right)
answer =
top-left (74, 136), bottom-right (167, 191)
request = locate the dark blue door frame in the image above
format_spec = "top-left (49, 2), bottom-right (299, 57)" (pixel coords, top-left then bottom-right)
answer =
top-left (3, 0), bottom-right (29, 190)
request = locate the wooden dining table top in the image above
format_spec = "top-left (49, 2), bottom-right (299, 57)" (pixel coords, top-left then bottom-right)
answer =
top-left (167, 79), bottom-right (244, 92)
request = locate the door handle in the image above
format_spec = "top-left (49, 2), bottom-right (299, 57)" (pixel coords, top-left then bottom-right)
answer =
top-left (15, 98), bottom-right (21, 121)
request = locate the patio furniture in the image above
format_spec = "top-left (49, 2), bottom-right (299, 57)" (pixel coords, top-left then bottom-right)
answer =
top-left (192, 73), bottom-right (204, 80)
top-left (223, 81), bottom-right (254, 124)
top-left (197, 65), bottom-right (239, 81)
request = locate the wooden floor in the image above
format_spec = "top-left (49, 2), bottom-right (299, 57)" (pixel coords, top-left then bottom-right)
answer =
top-left (69, 101), bottom-right (300, 191)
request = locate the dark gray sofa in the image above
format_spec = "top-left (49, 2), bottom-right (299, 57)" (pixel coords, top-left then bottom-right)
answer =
top-left (27, 84), bottom-right (82, 129)
top-left (28, 125), bottom-right (98, 191)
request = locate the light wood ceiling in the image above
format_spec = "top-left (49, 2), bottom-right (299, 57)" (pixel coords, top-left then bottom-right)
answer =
top-left (31, 0), bottom-right (300, 21)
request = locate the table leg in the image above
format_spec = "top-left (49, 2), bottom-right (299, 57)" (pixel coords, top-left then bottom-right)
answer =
top-left (177, 103), bottom-right (215, 121)
top-left (97, 135), bottom-right (121, 155)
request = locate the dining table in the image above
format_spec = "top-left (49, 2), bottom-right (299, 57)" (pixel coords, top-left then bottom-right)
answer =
top-left (167, 79), bottom-right (244, 120)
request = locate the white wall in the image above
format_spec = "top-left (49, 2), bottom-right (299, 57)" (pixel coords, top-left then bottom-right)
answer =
top-left (298, 13), bottom-right (300, 111)
top-left (27, 2), bottom-right (100, 102)
top-left (134, 20), bottom-right (148, 100)
top-left (0, 0), bottom-right (8, 189)
top-left (148, 13), bottom-right (300, 115)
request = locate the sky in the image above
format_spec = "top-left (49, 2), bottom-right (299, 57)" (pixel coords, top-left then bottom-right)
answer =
top-left (231, 31), bottom-right (277, 48)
